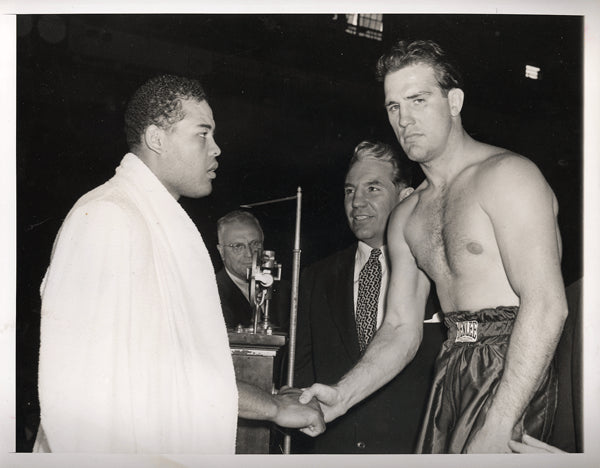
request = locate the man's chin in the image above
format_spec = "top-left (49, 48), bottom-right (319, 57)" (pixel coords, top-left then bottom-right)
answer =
top-left (235, 276), bottom-right (248, 282)
top-left (235, 268), bottom-right (252, 279)
top-left (404, 147), bottom-right (434, 164)
top-left (351, 227), bottom-right (373, 240)
top-left (185, 187), bottom-right (212, 199)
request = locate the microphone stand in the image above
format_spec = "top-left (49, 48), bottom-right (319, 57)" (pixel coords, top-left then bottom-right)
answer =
top-left (241, 187), bottom-right (302, 455)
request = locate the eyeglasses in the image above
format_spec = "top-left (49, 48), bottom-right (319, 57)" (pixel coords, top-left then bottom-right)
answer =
top-left (223, 240), bottom-right (263, 255)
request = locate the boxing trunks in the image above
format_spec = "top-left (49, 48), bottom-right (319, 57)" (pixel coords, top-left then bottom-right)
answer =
top-left (416, 306), bottom-right (557, 453)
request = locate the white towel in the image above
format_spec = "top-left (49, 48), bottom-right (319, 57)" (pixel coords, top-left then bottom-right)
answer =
top-left (37, 153), bottom-right (237, 453)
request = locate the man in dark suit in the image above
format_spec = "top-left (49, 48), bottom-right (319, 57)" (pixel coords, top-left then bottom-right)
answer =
top-left (294, 141), bottom-right (446, 453)
top-left (216, 210), bottom-right (289, 330)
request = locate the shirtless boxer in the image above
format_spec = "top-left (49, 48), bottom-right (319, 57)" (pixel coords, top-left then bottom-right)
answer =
top-left (299, 40), bottom-right (568, 454)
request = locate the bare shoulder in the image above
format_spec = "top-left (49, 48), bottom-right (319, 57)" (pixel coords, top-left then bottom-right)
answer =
top-left (389, 181), bottom-right (423, 228)
top-left (473, 148), bottom-right (558, 212)
top-left (476, 149), bottom-right (546, 185)
top-left (387, 182), bottom-right (424, 256)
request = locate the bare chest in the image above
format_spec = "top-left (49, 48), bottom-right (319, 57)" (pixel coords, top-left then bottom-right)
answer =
top-left (405, 185), bottom-right (496, 281)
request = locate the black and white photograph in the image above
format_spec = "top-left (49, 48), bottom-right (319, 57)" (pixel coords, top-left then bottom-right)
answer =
top-left (2, 1), bottom-right (599, 467)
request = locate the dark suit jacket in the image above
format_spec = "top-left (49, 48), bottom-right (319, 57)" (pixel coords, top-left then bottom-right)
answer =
top-left (294, 244), bottom-right (446, 454)
top-left (216, 268), bottom-right (290, 331)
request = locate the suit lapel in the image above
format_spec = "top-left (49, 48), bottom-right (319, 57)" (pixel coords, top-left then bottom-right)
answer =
top-left (328, 245), bottom-right (361, 361)
top-left (220, 270), bottom-right (253, 325)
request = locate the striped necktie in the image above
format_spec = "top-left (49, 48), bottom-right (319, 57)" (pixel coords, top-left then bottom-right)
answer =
top-left (355, 248), bottom-right (382, 352)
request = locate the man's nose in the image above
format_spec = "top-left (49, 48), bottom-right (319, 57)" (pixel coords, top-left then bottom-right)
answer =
top-left (242, 243), bottom-right (262, 257)
top-left (211, 138), bottom-right (221, 157)
top-left (398, 106), bottom-right (414, 128)
top-left (352, 190), bottom-right (367, 207)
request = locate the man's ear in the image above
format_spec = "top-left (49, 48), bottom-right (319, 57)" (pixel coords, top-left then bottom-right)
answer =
top-left (143, 124), bottom-right (163, 154)
top-left (398, 186), bottom-right (414, 202)
top-left (216, 244), bottom-right (224, 261)
top-left (448, 88), bottom-right (464, 116)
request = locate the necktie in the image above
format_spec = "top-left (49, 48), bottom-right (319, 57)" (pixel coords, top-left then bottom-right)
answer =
top-left (355, 248), bottom-right (382, 352)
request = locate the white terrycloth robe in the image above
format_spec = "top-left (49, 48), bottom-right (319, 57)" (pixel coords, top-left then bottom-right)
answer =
top-left (36, 153), bottom-right (238, 453)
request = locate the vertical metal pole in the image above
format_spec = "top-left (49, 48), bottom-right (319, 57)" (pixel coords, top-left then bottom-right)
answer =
top-left (283, 186), bottom-right (302, 454)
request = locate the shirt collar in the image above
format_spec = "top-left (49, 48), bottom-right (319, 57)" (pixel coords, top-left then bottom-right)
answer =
top-left (354, 241), bottom-right (388, 282)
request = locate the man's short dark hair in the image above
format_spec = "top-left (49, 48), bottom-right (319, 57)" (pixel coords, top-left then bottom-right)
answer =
top-left (376, 39), bottom-right (463, 95)
top-left (348, 140), bottom-right (412, 188)
top-left (124, 74), bottom-right (207, 150)
top-left (217, 210), bottom-right (264, 244)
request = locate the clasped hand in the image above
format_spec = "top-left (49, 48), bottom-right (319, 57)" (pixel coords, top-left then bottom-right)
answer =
top-left (297, 383), bottom-right (347, 423)
top-left (274, 386), bottom-right (325, 437)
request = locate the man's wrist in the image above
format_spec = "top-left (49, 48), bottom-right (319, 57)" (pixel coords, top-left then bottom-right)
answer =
top-left (264, 393), bottom-right (280, 422)
top-left (331, 382), bottom-right (350, 416)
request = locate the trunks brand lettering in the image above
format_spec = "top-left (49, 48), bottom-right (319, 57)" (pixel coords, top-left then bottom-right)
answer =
top-left (455, 320), bottom-right (478, 343)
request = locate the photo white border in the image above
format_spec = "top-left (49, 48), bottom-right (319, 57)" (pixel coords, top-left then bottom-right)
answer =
top-left (2, 1), bottom-right (598, 467)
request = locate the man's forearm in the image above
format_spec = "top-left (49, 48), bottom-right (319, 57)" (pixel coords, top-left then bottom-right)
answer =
top-left (485, 297), bottom-right (567, 428)
top-left (237, 380), bottom-right (278, 421)
top-left (237, 380), bottom-right (326, 435)
top-left (336, 321), bottom-right (422, 412)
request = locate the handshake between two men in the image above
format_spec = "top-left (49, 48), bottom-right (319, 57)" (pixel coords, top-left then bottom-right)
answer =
top-left (275, 384), bottom-right (342, 436)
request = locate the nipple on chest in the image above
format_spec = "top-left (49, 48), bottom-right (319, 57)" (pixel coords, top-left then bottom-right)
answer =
top-left (466, 242), bottom-right (483, 255)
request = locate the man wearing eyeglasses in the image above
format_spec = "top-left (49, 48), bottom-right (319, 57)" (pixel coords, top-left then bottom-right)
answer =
top-left (216, 210), bottom-right (290, 330)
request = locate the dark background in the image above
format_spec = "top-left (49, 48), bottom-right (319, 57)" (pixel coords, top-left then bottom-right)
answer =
top-left (16, 14), bottom-right (583, 451)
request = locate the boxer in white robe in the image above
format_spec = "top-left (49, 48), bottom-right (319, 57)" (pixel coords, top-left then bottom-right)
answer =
top-left (37, 152), bottom-right (238, 453)
top-left (35, 75), bottom-right (324, 453)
